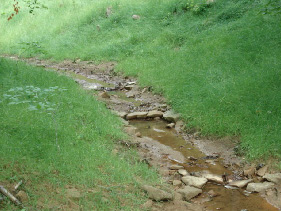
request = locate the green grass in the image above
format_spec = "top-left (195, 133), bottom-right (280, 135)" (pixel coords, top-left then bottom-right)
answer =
top-left (0, 0), bottom-right (280, 162)
top-left (0, 58), bottom-right (159, 210)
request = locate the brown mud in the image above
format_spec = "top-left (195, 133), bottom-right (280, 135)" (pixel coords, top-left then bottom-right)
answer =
top-left (3, 56), bottom-right (281, 211)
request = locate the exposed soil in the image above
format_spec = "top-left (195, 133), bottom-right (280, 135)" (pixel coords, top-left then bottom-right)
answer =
top-left (2, 55), bottom-right (281, 211)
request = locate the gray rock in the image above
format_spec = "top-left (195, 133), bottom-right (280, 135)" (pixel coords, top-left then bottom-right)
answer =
top-left (169, 165), bottom-right (184, 170)
top-left (126, 112), bottom-right (148, 120)
top-left (181, 176), bottom-right (207, 188)
top-left (147, 110), bottom-right (163, 118)
top-left (163, 111), bottom-right (180, 123)
top-left (132, 15), bottom-right (140, 20)
top-left (201, 173), bottom-right (224, 184)
top-left (256, 165), bottom-right (268, 177)
top-left (229, 179), bottom-right (253, 188)
top-left (246, 182), bottom-right (275, 193)
top-left (263, 173), bottom-right (281, 184)
top-left (142, 185), bottom-right (173, 201)
top-left (177, 186), bottom-right (202, 201)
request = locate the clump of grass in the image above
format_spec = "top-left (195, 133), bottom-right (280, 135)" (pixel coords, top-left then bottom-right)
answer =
top-left (0, 0), bottom-right (280, 163)
top-left (0, 58), bottom-right (159, 210)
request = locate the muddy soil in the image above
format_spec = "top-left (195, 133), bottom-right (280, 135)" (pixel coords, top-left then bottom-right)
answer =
top-left (3, 56), bottom-right (281, 211)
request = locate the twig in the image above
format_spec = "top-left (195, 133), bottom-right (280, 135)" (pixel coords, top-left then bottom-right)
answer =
top-left (14, 180), bottom-right (23, 191)
top-left (0, 185), bottom-right (23, 208)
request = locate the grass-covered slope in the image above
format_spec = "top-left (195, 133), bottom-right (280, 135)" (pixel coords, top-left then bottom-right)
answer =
top-left (0, 0), bottom-right (280, 162)
top-left (0, 58), bottom-right (159, 210)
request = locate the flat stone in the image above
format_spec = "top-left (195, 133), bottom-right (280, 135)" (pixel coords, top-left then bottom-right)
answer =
top-left (147, 110), bottom-right (163, 118)
top-left (256, 165), bottom-right (268, 177)
top-left (173, 180), bottom-right (182, 186)
top-left (181, 176), bottom-right (207, 188)
top-left (16, 191), bottom-right (28, 203)
top-left (142, 185), bottom-right (173, 201)
top-left (178, 169), bottom-right (189, 176)
top-left (263, 173), bottom-right (281, 184)
top-left (126, 112), bottom-right (148, 120)
top-left (98, 91), bottom-right (110, 98)
top-left (201, 173), bottom-right (224, 184)
top-left (169, 165), bottom-right (184, 170)
top-left (229, 179), bottom-right (253, 188)
top-left (163, 110), bottom-right (180, 123)
top-left (177, 186), bottom-right (202, 201)
top-left (246, 182), bottom-right (275, 193)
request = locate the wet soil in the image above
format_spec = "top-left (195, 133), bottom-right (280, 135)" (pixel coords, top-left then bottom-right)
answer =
top-left (3, 56), bottom-right (281, 211)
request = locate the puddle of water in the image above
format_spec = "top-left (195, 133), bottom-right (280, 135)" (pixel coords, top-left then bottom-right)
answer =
top-left (130, 120), bottom-right (279, 211)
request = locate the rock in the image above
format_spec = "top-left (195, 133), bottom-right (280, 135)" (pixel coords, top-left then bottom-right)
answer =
top-left (263, 173), bottom-right (281, 184)
top-left (142, 185), bottom-right (173, 201)
top-left (141, 200), bottom-right (153, 209)
top-left (246, 182), bottom-right (275, 193)
top-left (178, 169), bottom-right (189, 176)
top-left (124, 125), bottom-right (137, 135)
top-left (256, 165), bottom-right (268, 177)
top-left (177, 186), bottom-right (202, 201)
top-left (154, 117), bottom-right (161, 121)
top-left (132, 15), bottom-right (140, 20)
top-left (166, 123), bottom-right (175, 129)
top-left (98, 91), bottom-right (110, 98)
top-left (173, 180), bottom-right (182, 186)
top-left (201, 173), bottom-right (224, 184)
top-left (207, 190), bottom-right (219, 197)
top-left (147, 110), bottom-right (163, 118)
top-left (163, 111), bottom-right (180, 123)
top-left (16, 191), bottom-right (28, 203)
top-left (229, 179), bottom-right (253, 188)
top-left (135, 132), bottom-right (142, 137)
top-left (126, 112), bottom-right (148, 120)
top-left (124, 85), bottom-right (134, 90)
top-left (181, 176), bottom-right (208, 188)
top-left (244, 166), bottom-right (256, 178)
top-left (66, 188), bottom-right (81, 200)
top-left (169, 165), bottom-right (184, 170)
top-left (115, 111), bottom-right (127, 119)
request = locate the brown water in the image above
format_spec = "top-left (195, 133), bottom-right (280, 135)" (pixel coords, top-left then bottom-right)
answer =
top-left (130, 120), bottom-right (278, 211)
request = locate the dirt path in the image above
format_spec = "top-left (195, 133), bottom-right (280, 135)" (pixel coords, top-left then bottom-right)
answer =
top-left (3, 56), bottom-right (281, 211)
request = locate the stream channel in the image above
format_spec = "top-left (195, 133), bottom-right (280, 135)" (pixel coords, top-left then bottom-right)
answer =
top-left (8, 57), bottom-right (280, 211)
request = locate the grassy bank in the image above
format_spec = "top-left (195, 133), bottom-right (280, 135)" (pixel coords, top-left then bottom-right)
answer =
top-left (0, 0), bottom-right (280, 163)
top-left (0, 58), bottom-right (159, 210)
